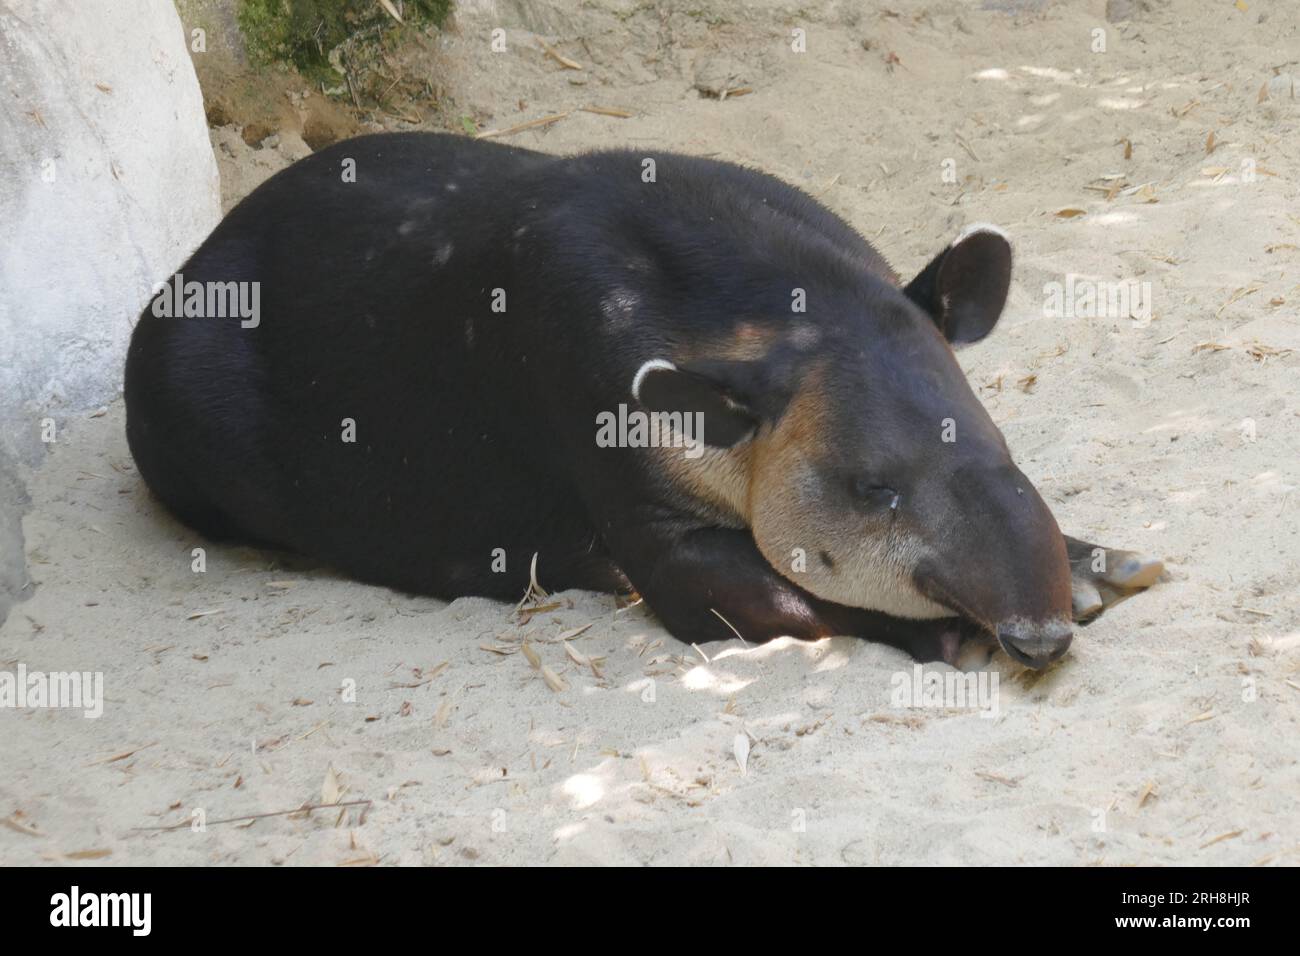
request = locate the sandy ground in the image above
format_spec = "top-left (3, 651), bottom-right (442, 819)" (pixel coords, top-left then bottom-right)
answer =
top-left (2, 0), bottom-right (1299, 865)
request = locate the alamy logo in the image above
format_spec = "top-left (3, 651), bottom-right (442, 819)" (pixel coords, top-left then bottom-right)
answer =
top-left (596, 404), bottom-right (706, 459)
top-left (150, 271), bottom-right (261, 328)
top-left (890, 664), bottom-right (999, 719)
top-left (1042, 274), bottom-right (1152, 325)
top-left (50, 886), bottom-right (151, 936)
top-left (0, 662), bottom-right (103, 718)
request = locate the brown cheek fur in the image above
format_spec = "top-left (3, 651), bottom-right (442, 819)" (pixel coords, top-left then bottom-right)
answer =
top-left (655, 439), bottom-right (755, 529)
top-left (650, 359), bottom-right (830, 537)
top-left (747, 365), bottom-right (833, 571)
top-left (651, 360), bottom-right (950, 618)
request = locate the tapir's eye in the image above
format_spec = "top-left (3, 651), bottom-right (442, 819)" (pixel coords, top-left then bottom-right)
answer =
top-left (848, 476), bottom-right (899, 509)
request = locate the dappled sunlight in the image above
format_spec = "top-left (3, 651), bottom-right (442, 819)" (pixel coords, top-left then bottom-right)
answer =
top-left (1187, 171), bottom-right (1252, 189)
top-left (672, 635), bottom-right (857, 694)
top-left (552, 723), bottom-right (759, 842)
top-left (1029, 92), bottom-right (1061, 107)
top-left (680, 664), bottom-right (754, 695)
top-left (972, 67), bottom-right (1010, 81)
top-left (553, 821), bottom-right (587, 841)
top-left (812, 647), bottom-right (854, 673)
top-left (1019, 65), bottom-right (1081, 84)
top-left (1060, 108), bottom-right (1097, 125)
top-left (1259, 631), bottom-right (1300, 654)
top-left (624, 676), bottom-right (655, 697)
top-left (562, 772), bottom-right (606, 810)
top-left (1248, 470), bottom-right (1295, 494)
top-left (526, 725), bottom-right (569, 748)
top-left (1091, 209), bottom-right (1145, 226)
top-left (1142, 408), bottom-right (1216, 436)
top-left (1097, 97), bottom-right (1145, 110)
top-left (715, 634), bottom-right (828, 660)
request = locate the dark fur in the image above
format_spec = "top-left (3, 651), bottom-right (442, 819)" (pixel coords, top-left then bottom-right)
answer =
top-left (126, 133), bottom-right (1069, 662)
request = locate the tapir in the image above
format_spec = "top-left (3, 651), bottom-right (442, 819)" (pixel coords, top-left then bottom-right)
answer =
top-left (124, 133), bottom-right (1162, 670)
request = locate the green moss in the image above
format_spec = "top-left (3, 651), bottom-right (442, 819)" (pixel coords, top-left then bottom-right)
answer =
top-left (237, 0), bottom-right (451, 85)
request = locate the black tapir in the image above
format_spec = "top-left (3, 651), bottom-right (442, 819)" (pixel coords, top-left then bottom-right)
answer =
top-left (124, 133), bottom-right (1161, 669)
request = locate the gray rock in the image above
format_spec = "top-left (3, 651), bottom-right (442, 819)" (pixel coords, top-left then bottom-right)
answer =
top-left (0, 0), bottom-right (220, 624)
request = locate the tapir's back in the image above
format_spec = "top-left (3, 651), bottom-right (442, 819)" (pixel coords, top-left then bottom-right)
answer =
top-left (124, 133), bottom-right (896, 597)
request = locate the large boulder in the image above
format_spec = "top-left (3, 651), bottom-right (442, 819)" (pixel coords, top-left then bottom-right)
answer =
top-left (0, 0), bottom-right (220, 429)
top-left (0, 0), bottom-right (221, 621)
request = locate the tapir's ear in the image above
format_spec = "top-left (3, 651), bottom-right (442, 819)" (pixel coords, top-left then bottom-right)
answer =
top-left (903, 224), bottom-right (1012, 346)
top-left (632, 358), bottom-right (778, 448)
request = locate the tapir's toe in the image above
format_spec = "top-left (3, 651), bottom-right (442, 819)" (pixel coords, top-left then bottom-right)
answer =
top-left (1066, 537), bottom-right (1166, 624)
top-left (1070, 579), bottom-right (1104, 622)
top-left (1102, 552), bottom-right (1164, 590)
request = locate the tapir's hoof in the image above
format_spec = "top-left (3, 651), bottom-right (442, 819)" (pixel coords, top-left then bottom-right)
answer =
top-left (1065, 536), bottom-right (1165, 625)
top-left (1071, 580), bottom-right (1104, 621)
top-left (1105, 552), bottom-right (1164, 589)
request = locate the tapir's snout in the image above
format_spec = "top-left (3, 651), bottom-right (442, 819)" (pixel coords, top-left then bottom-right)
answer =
top-left (908, 458), bottom-right (1075, 670)
top-left (996, 618), bottom-right (1073, 670)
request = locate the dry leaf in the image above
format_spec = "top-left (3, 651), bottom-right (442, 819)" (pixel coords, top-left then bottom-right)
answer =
top-left (975, 770), bottom-right (1021, 788)
top-left (322, 765), bottom-right (343, 805)
top-left (541, 665), bottom-right (568, 692)
top-left (539, 40), bottom-right (582, 70)
top-left (1200, 829), bottom-right (1243, 849)
top-left (65, 848), bottom-right (112, 860)
top-left (2, 814), bottom-right (41, 837)
top-left (579, 105), bottom-right (631, 118)
top-left (734, 733), bottom-right (751, 774)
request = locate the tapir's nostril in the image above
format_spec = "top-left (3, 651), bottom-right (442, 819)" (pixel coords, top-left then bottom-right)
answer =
top-left (996, 619), bottom-right (1073, 670)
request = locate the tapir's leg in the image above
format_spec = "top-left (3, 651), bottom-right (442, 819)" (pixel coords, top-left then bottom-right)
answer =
top-left (1063, 534), bottom-right (1164, 623)
top-left (608, 523), bottom-right (978, 665)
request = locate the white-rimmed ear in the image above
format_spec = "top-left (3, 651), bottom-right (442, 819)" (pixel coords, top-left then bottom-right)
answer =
top-left (631, 358), bottom-right (762, 448)
top-left (955, 221), bottom-right (1009, 245)
top-left (631, 359), bottom-right (678, 403)
top-left (904, 224), bottom-right (1013, 345)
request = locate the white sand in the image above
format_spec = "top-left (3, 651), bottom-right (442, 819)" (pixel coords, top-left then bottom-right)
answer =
top-left (2, 0), bottom-right (1297, 865)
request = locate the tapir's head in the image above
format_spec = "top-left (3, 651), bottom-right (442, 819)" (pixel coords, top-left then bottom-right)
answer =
top-left (634, 225), bottom-right (1073, 668)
